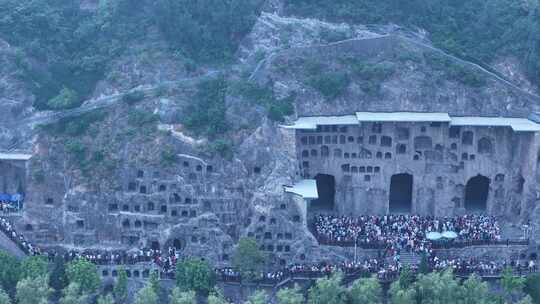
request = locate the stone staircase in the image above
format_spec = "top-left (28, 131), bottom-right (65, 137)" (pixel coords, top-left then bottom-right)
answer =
top-left (0, 229), bottom-right (26, 259)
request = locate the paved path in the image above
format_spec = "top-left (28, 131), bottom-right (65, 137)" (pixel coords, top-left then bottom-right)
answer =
top-left (249, 33), bottom-right (540, 103)
top-left (0, 230), bottom-right (26, 259)
top-left (1, 70), bottom-right (219, 152)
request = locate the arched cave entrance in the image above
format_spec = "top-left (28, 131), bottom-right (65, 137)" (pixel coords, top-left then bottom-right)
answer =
top-left (311, 174), bottom-right (335, 212)
top-left (464, 175), bottom-right (490, 212)
top-left (173, 238), bottom-right (185, 251)
top-left (389, 174), bottom-right (413, 213)
top-left (150, 241), bottom-right (160, 251)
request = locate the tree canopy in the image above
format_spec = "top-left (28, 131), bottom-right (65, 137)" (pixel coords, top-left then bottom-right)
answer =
top-left (0, 251), bottom-right (20, 297)
top-left (15, 275), bottom-right (51, 304)
top-left (175, 258), bottom-right (215, 295)
top-left (232, 237), bottom-right (267, 282)
top-left (66, 258), bottom-right (101, 294)
top-left (285, 0), bottom-right (540, 89)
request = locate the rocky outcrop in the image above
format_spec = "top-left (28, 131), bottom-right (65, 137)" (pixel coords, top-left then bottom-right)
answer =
top-left (2, 10), bottom-right (540, 267)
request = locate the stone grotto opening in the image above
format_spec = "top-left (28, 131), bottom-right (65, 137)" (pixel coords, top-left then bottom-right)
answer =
top-left (311, 174), bottom-right (335, 212)
top-left (389, 173), bottom-right (413, 213)
top-left (465, 175), bottom-right (490, 212)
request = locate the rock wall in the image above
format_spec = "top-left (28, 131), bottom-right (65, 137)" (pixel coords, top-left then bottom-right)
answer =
top-left (296, 121), bottom-right (537, 218)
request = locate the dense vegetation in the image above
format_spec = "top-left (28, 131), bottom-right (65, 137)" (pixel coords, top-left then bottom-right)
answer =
top-left (285, 0), bottom-right (540, 89)
top-left (0, 0), bottom-right (263, 110)
top-left (0, 0), bottom-right (152, 110)
top-left (2, 245), bottom-right (540, 303)
top-left (156, 0), bottom-right (263, 62)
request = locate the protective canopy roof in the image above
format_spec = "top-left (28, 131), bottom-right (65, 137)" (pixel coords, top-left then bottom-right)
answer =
top-left (356, 112), bottom-right (451, 122)
top-left (0, 194), bottom-right (23, 202)
top-left (282, 112), bottom-right (540, 132)
top-left (0, 153), bottom-right (32, 161)
top-left (450, 117), bottom-right (540, 132)
top-left (284, 179), bottom-right (319, 199)
top-left (280, 115), bottom-right (358, 130)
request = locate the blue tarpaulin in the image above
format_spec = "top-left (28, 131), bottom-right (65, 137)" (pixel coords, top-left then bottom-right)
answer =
top-left (0, 193), bottom-right (23, 202)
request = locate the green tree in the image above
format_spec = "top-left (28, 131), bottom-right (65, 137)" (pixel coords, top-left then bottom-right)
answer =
top-left (156, 0), bottom-right (262, 62)
top-left (349, 275), bottom-right (382, 304)
top-left (170, 287), bottom-right (196, 304)
top-left (66, 258), bottom-right (101, 294)
top-left (176, 258), bottom-right (215, 295)
top-left (114, 267), bottom-right (128, 304)
top-left (307, 272), bottom-right (347, 304)
top-left (0, 288), bottom-right (10, 304)
top-left (418, 254), bottom-right (430, 274)
top-left (232, 238), bottom-right (267, 282)
top-left (60, 282), bottom-right (88, 304)
top-left (20, 256), bottom-right (48, 280)
top-left (182, 76), bottom-right (229, 137)
top-left (308, 72), bottom-right (350, 100)
top-left (135, 284), bottom-right (158, 304)
top-left (97, 294), bottom-right (115, 304)
top-left (207, 291), bottom-right (230, 304)
top-left (49, 255), bottom-right (68, 293)
top-left (397, 265), bottom-right (414, 289)
top-left (388, 281), bottom-right (416, 304)
top-left (15, 275), bottom-right (51, 304)
top-left (149, 270), bottom-right (161, 296)
top-left (524, 274), bottom-right (540, 304)
top-left (47, 87), bottom-right (80, 110)
top-left (459, 274), bottom-right (489, 304)
top-left (276, 285), bottom-right (304, 304)
top-left (0, 251), bottom-right (20, 297)
top-left (501, 267), bottom-right (526, 302)
top-left (415, 270), bottom-right (461, 304)
top-left (246, 290), bottom-right (268, 304)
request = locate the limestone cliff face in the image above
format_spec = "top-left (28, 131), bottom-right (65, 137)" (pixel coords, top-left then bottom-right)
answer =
top-left (1, 11), bottom-right (540, 265)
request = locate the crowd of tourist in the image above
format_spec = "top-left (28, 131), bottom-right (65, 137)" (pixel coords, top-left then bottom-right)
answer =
top-left (313, 214), bottom-right (503, 254)
top-left (0, 217), bottom-right (42, 255)
top-left (216, 256), bottom-right (539, 284)
top-left (1, 216), bottom-right (181, 272)
top-left (430, 256), bottom-right (537, 276)
top-left (0, 199), bottom-right (20, 213)
top-left (0, 215), bottom-right (536, 286)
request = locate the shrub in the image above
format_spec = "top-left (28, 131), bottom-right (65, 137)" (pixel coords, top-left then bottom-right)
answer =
top-left (156, 0), bottom-right (263, 62)
top-left (208, 139), bottom-right (233, 159)
top-left (425, 52), bottom-right (486, 87)
top-left (319, 27), bottom-right (349, 43)
top-left (42, 110), bottom-right (106, 137)
top-left (161, 149), bottom-right (178, 166)
top-left (127, 110), bottom-right (159, 127)
top-left (122, 90), bottom-right (145, 105)
top-left (352, 61), bottom-right (395, 81)
top-left (65, 140), bottom-right (87, 164)
top-left (47, 87), bottom-right (80, 110)
top-left (183, 76), bottom-right (228, 137)
top-left (231, 81), bottom-right (295, 121)
top-left (267, 94), bottom-right (295, 122)
top-left (308, 72), bottom-right (350, 100)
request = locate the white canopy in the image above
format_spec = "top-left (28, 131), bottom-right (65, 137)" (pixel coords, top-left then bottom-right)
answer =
top-left (442, 231), bottom-right (458, 239)
top-left (283, 112), bottom-right (540, 133)
top-left (0, 153), bottom-right (32, 161)
top-left (450, 117), bottom-right (540, 132)
top-left (280, 115), bottom-right (358, 130)
top-left (284, 179), bottom-right (319, 199)
top-left (356, 112), bottom-right (451, 122)
top-left (426, 232), bottom-right (443, 240)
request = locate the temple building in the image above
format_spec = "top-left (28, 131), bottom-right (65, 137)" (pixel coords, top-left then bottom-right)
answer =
top-left (284, 112), bottom-right (540, 217)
